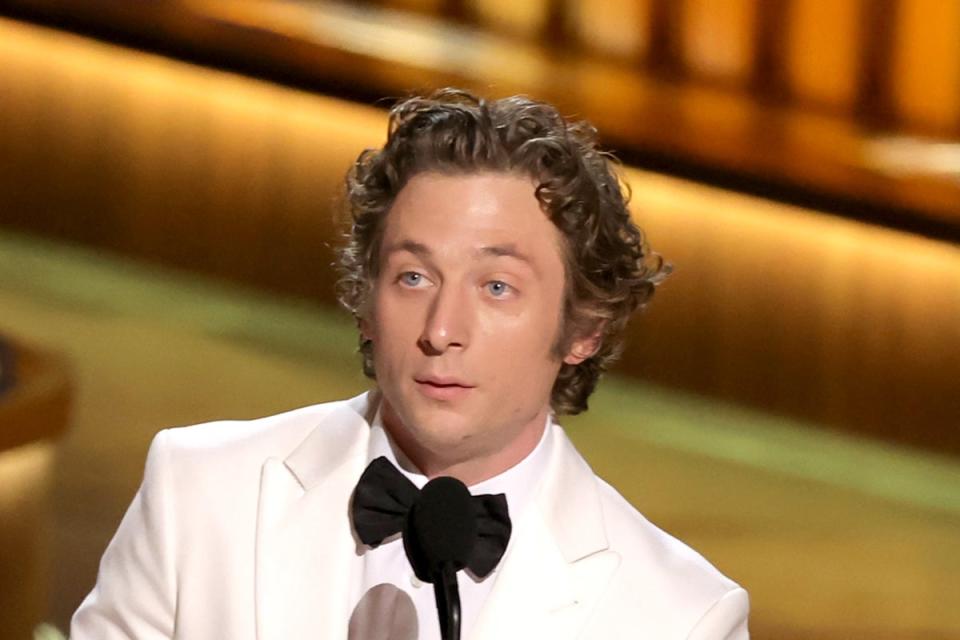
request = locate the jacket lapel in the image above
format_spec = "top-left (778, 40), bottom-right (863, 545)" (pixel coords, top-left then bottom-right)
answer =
top-left (254, 394), bottom-right (376, 640)
top-left (470, 427), bottom-right (621, 640)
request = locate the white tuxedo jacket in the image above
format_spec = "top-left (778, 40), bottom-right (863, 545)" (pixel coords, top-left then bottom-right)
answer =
top-left (72, 392), bottom-right (749, 639)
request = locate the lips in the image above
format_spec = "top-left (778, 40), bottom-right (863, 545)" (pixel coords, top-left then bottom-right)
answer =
top-left (415, 376), bottom-right (474, 388)
top-left (414, 376), bottom-right (475, 401)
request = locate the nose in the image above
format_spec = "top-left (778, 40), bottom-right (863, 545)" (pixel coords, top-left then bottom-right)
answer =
top-left (419, 285), bottom-right (468, 355)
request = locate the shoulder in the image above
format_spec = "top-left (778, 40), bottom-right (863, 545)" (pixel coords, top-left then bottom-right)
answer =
top-left (596, 476), bottom-right (738, 592)
top-left (547, 428), bottom-right (740, 600)
top-left (158, 398), bottom-right (348, 460)
top-left (543, 426), bottom-right (748, 637)
top-left (141, 393), bottom-right (372, 510)
top-left (592, 476), bottom-right (749, 637)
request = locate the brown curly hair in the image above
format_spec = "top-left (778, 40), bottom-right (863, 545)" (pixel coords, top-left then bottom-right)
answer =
top-left (337, 88), bottom-right (669, 415)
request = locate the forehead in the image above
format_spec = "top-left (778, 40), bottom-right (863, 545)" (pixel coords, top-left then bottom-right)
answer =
top-left (380, 172), bottom-right (566, 269)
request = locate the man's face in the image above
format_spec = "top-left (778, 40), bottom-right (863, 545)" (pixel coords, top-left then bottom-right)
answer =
top-left (364, 172), bottom-right (588, 479)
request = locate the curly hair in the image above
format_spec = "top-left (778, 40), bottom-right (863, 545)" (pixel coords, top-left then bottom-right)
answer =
top-left (337, 88), bottom-right (669, 415)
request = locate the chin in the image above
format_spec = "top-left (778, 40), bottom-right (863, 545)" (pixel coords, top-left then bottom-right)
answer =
top-left (406, 409), bottom-right (473, 443)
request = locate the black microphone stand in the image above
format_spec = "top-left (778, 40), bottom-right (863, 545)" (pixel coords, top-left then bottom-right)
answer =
top-left (403, 475), bottom-right (476, 640)
top-left (434, 564), bottom-right (461, 640)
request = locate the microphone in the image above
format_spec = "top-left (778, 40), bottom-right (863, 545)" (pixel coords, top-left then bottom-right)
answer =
top-left (403, 476), bottom-right (476, 640)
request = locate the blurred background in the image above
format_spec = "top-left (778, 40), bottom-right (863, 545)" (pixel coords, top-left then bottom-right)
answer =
top-left (0, 0), bottom-right (958, 638)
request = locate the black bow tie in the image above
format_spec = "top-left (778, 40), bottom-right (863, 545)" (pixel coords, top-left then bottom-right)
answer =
top-left (351, 456), bottom-right (512, 579)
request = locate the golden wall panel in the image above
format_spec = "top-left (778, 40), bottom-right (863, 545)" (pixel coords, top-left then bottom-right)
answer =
top-left (681, 0), bottom-right (756, 86)
top-left (576, 0), bottom-right (651, 60)
top-left (1, 16), bottom-right (958, 452)
top-left (786, 0), bottom-right (863, 112)
top-left (891, 0), bottom-right (960, 134)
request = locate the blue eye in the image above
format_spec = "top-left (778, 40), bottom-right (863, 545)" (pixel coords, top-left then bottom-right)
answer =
top-left (486, 281), bottom-right (510, 297)
top-left (399, 272), bottom-right (423, 286)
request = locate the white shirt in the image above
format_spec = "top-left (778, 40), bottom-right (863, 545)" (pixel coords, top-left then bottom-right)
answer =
top-left (347, 408), bottom-right (555, 640)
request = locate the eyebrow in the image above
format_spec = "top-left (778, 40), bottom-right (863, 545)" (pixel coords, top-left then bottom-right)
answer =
top-left (382, 240), bottom-right (533, 266)
top-left (382, 239), bottom-right (431, 258)
top-left (476, 244), bottom-right (533, 265)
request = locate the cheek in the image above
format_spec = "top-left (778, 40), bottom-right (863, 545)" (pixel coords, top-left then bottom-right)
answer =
top-left (480, 311), bottom-right (561, 371)
top-left (370, 298), bottom-right (422, 368)
top-left (370, 288), bottom-right (406, 339)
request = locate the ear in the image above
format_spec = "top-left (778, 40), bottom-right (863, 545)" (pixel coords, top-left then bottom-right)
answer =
top-left (562, 328), bottom-right (602, 365)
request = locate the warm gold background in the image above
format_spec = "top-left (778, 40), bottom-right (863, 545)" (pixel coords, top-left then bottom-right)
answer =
top-left (1, 4), bottom-right (958, 638)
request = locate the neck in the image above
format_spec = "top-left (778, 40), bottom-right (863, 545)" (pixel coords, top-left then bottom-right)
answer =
top-left (380, 403), bottom-right (549, 487)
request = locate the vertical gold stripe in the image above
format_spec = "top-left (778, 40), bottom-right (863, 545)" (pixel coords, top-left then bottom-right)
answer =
top-left (891, 0), bottom-right (960, 134)
top-left (786, 0), bottom-right (862, 111)
top-left (576, 0), bottom-right (652, 60)
top-left (682, 0), bottom-right (757, 86)
top-left (467, 0), bottom-right (550, 38)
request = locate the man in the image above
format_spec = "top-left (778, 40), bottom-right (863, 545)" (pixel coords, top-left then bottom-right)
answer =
top-left (72, 89), bottom-right (749, 639)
